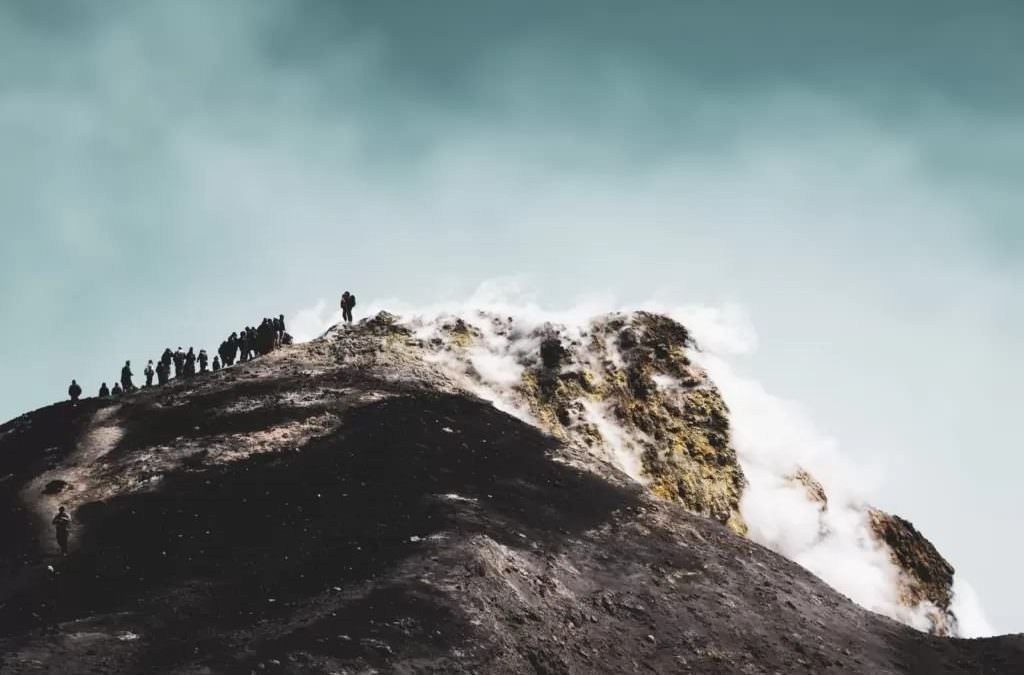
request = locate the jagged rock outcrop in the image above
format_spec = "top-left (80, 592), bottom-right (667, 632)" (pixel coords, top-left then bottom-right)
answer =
top-left (417, 311), bottom-right (747, 535)
top-left (789, 468), bottom-right (829, 512)
top-left (783, 464), bottom-right (959, 636)
top-left (869, 508), bottom-right (957, 636)
top-left (0, 311), bottom-right (1018, 674)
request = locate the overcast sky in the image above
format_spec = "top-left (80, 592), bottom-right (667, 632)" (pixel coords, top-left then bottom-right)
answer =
top-left (1, 1), bottom-right (1021, 633)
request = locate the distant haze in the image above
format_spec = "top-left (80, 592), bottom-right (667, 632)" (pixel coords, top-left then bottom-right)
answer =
top-left (1, 1), bottom-right (1021, 632)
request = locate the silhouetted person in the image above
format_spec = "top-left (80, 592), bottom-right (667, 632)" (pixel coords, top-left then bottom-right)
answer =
top-left (52, 506), bottom-right (71, 556)
top-left (173, 348), bottom-right (185, 378)
top-left (67, 380), bottom-right (82, 403)
top-left (161, 348), bottom-right (173, 370)
top-left (185, 348), bottom-right (196, 376)
top-left (199, 349), bottom-right (209, 373)
top-left (212, 356), bottom-right (221, 372)
top-left (144, 360), bottom-right (155, 387)
top-left (257, 319), bottom-right (275, 355)
top-left (246, 327), bottom-right (257, 359)
top-left (156, 360), bottom-right (169, 385)
top-left (225, 333), bottom-right (239, 365)
top-left (111, 383), bottom-right (123, 397)
top-left (99, 382), bottom-right (110, 398)
top-left (238, 332), bottom-right (249, 363)
top-left (341, 291), bottom-right (356, 324)
top-left (121, 361), bottom-right (134, 392)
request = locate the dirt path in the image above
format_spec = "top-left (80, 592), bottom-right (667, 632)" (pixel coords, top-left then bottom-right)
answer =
top-left (18, 405), bottom-right (123, 557)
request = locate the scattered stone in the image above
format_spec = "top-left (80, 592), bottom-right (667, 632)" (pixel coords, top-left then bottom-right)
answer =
top-left (42, 479), bottom-right (71, 495)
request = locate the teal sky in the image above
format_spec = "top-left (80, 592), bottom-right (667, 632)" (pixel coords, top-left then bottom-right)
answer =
top-left (2, 1), bottom-right (1022, 632)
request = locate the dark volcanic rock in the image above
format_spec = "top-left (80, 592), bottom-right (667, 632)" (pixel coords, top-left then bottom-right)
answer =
top-left (0, 317), bottom-right (1020, 674)
top-left (41, 479), bottom-right (72, 495)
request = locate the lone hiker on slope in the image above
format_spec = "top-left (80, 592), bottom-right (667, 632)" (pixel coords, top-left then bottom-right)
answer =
top-left (52, 506), bottom-right (71, 556)
top-left (340, 291), bottom-right (357, 325)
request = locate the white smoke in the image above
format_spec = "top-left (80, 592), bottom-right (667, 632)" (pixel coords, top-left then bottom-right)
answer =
top-left (291, 280), bottom-right (994, 636)
top-left (951, 578), bottom-right (996, 639)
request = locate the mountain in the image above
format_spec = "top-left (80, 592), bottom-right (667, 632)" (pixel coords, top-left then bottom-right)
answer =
top-left (0, 311), bottom-right (1020, 674)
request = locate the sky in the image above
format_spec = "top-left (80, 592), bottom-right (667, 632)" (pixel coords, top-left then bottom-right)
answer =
top-left (1, 0), bottom-right (1022, 632)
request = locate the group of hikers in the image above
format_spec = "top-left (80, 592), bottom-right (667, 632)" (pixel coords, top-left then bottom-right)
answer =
top-left (217, 315), bottom-right (290, 368)
top-left (66, 313), bottom-right (293, 403)
top-left (56, 292), bottom-right (359, 556)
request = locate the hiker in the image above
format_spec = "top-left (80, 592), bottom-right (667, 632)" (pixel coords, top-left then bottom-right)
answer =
top-left (238, 331), bottom-right (249, 363)
top-left (161, 348), bottom-right (173, 370)
top-left (212, 356), bottom-right (221, 372)
top-left (173, 348), bottom-right (185, 378)
top-left (224, 333), bottom-right (238, 366)
top-left (340, 291), bottom-right (356, 324)
top-left (275, 314), bottom-right (286, 344)
top-left (257, 319), bottom-right (275, 355)
top-left (185, 348), bottom-right (197, 376)
top-left (144, 360), bottom-right (155, 387)
top-left (99, 382), bottom-right (110, 398)
top-left (52, 506), bottom-right (71, 556)
top-left (246, 327), bottom-right (257, 359)
top-left (67, 380), bottom-right (82, 403)
top-left (121, 361), bottom-right (134, 392)
top-left (227, 333), bottom-right (238, 365)
top-left (111, 382), bottom-right (123, 397)
top-left (156, 360), bottom-right (169, 385)
top-left (198, 349), bottom-right (209, 373)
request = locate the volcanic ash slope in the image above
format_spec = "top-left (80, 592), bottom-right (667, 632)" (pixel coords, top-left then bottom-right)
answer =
top-left (0, 311), bottom-right (1019, 675)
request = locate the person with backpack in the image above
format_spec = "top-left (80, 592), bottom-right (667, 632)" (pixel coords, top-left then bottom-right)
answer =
top-left (67, 380), bottom-right (82, 403)
top-left (340, 291), bottom-right (357, 325)
top-left (121, 361), bottom-right (134, 393)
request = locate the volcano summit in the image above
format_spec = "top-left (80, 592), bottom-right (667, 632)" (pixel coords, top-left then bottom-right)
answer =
top-left (0, 311), bottom-right (1020, 674)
